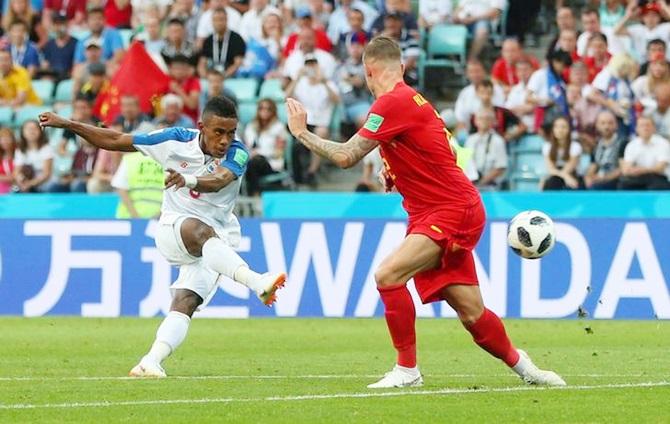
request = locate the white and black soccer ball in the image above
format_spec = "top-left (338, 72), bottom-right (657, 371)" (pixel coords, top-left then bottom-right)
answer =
top-left (507, 210), bottom-right (556, 259)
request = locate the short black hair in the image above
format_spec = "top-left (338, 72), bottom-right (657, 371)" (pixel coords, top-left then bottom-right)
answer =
top-left (167, 17), bottom-right (186, 27)
top-left (475, 79), bottom-right (494, 90)
top-left (547, 48), bottom-right (573, 67)
top-left (648, 38), bottom-right (667, 51)
top-left (202, 96), bottom-right (237, 120)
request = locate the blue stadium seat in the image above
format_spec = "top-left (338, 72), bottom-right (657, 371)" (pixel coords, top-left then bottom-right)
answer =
top-left (418, 24), bottom-right (468, 89)
top-left (32, 80), bottom-right (54, 105)
top-left (54, 79), bottom-right (74, 104)
top-left (0, 106), bottom-right (13, 126)
top-left (513, 135), bottom-right (545, 154)
top-left (238, 101), bottom-right (257, 126)
top-left (276, 101), bottom-right (287, 124)
top-left (514, 151), bottom-right (546, 177)
top-left (57, 105), bottom-right (73, 119)
top-left (14, 105), bottom-right (52, 128)
top-left (224, 78), bottom-right (259, 103)
top-left (259, 79), bottom-right (285, 102)
top-left (511, 175), bottom-right (542, 192)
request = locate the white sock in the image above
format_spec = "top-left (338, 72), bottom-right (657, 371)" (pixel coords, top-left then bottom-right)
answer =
top-left (145, 311), bottom-right (191, 364)
top-left (201, 237), bottom-right (265, 292)
top-left (512, 350), bottom-right (533, 376)
top-left (395, 364), bottom-right (420, 376)
top-left (233, 265), bottom-right (265, 292)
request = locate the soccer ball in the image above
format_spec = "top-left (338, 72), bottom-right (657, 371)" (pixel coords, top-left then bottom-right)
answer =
top-left (507, 210), bottom-right (556, 259)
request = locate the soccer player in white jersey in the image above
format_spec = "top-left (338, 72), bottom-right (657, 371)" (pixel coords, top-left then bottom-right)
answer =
top-left (38, 96), bottom-right (286, 378)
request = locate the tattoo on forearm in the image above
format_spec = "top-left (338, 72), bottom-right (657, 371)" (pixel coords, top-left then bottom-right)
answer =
top-left (297, 132), bottom-right (378, 168)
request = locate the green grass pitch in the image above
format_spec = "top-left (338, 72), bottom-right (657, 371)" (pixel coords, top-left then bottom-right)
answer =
top-left (0, 318), bottom-right (668, 423)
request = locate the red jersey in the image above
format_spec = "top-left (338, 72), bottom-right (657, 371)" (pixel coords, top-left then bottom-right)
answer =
top-left (491, 55), bottom-right (540, 86)
top-left (357, 82), bottom-right (480, 215)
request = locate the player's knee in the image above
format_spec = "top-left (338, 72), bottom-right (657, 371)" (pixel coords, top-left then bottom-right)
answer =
top-left (455, 303), bottom-right (485, 326)
top-left (180, 219), bottom-right (216, 257)
top-left (374, 262), bottom-right (402, 287)
top-left (171, 290), bottom-right (202, 317)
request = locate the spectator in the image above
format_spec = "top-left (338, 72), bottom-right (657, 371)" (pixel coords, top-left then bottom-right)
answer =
top-left (197, 0), bottom-right (242, 47)
top-left (2, 0), bottom-right (43, 45)
top-left (328, 0), bottom-right (377, 45)
top-left (284, 53), bottom-right (339, 186)
top-left (452, 0), bottom-right (505, 60)
top-left (613, 1), bottom-right (670, 63)
top-left (418, 0), bottom-right (451, 30)
top-left (153, 93), bottom-right (195, 128)
top-left (283, 27), bottom-right (338, 81)
top-left (78, 62), bottom-right (109, 105)
top-left (130, 2), bottom-right (170, 30)
top-left (105, 0), bottom-right (133, 29)
top-left (454, 60), bottom-right (505, 139)
top-left (55, 96), bottom-right (98, 159)
top-left (238, 0), bottom-right (280, 41)
top-left (13, 120), bottom-right (53, 193)
top-left (335, 32), bottom-right (372, 128)
top-left (633, 51), bottom-right (670, 111)
top-left (199, 66), bottom-right (238, 112)
top-left (567, 82), bottom-right (600, 152)
top-left (197, 7), bottom-right (247, 78)
top-left (381, 11), bottom-right (420, 85)
top-left (554, 29), bottom-right (580, 82)
top-left (87, 148), bottom-right (122, 193)
top-left (112, 150), bottom-right (164, 218)
top-left (282, 5), bottom-right (333, 58)
top-left (39, 12), bottom-right (78, 81)
top-left (236, 12), bottom-right (282, 79)
top-left (356, 147), bottom-right (384, 192)
top-left (619, 115), bottom-right (670, 189)
top-left (48, 136), bottom-right (98, 193)
top-left (465, 108), bottom-right (508, 190)
top-left (639, 38), bottom-right (667, 75)
top-left (548, 6), bottom-right (577, 52)
top-left (168, 0), bottom-right (200, 41)
top-left (42, 0), bottom-right (86, 30)
top-left (73, 7), bottom-right (125, 65)
top-left (112, 95), bottom-right (151, 133)
top-left (471, 79), bottom-right (526, 142)
top-left (0, 49), bottom-right (42, 107)
top-left (582, 32), bottom-right (611, 82)
top-left (168, 54), bottom-right (202, 124)
top-left (569, 60), bottom-right (594, 98)
top-left (527, 49), bottom-right (572, 135)
top-left (138, 15), bottom-right (166, 56)
top-left (306, 0), bottom-right (331, 29)
top-left (491, 38), bottom-right (540, 96)
top-left (505, 58), bottom-right (536, 132)
top-left (72, 38), bottom-right (106, 98)
top-left (577, 7), bottom-right (603, 56)
top-left (589, 52), bottom-right (638, 136)
top-left (334, 8), bottom-right (371, 60)
top-left (161, 17), bottom-right (198, 65)
top-left (256, 11), bottom-right (285, 62)
top-left (0, 128), bottom-right (16, 194)
top-left (599, 0), bottom-right (626, 29)
top-left (646, 82), bottom-right (670, 138)
top-left (542, 116), bottom-right (584, 191)
top-left (7, 20), bottom-right (41, 78)
top-left (584, 110), bottom-right (627, 190)
top-left (370, 0), bottom-right (418, 39)
top-left (243, 98), bottom-right (290, 195)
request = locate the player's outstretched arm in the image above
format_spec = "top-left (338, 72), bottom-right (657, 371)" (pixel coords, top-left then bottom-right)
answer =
top-left (39, 112), bottom-right (136, 152)
top-left (164, 167), bottom-right (236, 193)
top-left (286, 98), bottom-right (378, 168)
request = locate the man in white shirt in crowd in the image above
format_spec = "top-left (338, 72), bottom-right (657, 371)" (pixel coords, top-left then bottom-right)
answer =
top-left (505, 58), bottom-right (536, 131)
top-left (238, 0), bottom-right (281, 41)
top-left (464, 109), bottom-right (508, 190)
top-left (197, 0), bottom-right (242, 48)
top-left (619, 115), bottom-right (670, 189)
top-left (613, 1), bottom-right (670, 62)
top-left (418, 0), bottom-right (452, 30)
top-left (283, 27), bottom-right (338, 82)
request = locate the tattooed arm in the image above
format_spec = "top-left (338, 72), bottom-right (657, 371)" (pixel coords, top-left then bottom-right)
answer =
top-left (286, 98), bottom-right (379, 168)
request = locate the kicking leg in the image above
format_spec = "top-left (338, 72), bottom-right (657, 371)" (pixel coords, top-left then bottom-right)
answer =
top-left (441, 285), bottom-right (566, 386)
top-left (367, 234), bottom-right (442, 389)
top-left (129, 289), bottom-right (201, 378)
top-left (180, 217), bottom-right (286, 305)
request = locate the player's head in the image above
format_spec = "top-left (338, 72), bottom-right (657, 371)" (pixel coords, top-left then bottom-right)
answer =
top-left (362, 36), bottom-right (404, 98)
top-left (198, 96), bottom-right (238, 158)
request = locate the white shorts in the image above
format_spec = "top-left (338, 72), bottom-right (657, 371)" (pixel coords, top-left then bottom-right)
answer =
top-left (154, 215), bottom-right (237, 307)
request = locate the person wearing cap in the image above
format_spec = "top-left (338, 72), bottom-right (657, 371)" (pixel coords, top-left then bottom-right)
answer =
top-left (335, 31), bottom-right (373, 128)
top-left (40, 12), bottom-right (78, 81)
top-left (196, 0), bottom-right (242, 48)
top-left (328, 0), bottom-right (377, 46)
top-left (282, 5), bottom-right (333, 58)
top-left (154, 93), bottom-right (196, 129)
top-left (78, 62), bottom-right (110, 105)
top-left (197, 7), bottom-right (246, 78)
top-left (72, 38), bottom-right (105, 99)
top-left (382, 11), bottom-right (420, 86)
top-left (0, 49), bottom-right (42, 107)
top-left (73, 7), bottom-right (125, 65)
top-left (614, 1), bottom-right (670, 62)
top-left (7, 20), bottom-right (41, 78)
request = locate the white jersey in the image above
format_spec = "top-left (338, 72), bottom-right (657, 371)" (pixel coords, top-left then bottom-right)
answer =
top-left (133, 127), bottom-right (249, 241)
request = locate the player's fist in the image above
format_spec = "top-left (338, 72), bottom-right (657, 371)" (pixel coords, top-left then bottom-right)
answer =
top-left (38, 112), bottom-right (68, 129)
top-left (286, 98), bottom-right (308, 138)
top-left (164, 168), bottom-right (186, 190)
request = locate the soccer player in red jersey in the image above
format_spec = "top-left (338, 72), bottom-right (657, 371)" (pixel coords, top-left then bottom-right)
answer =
top-left (286, 36), bottom-right (566, 388)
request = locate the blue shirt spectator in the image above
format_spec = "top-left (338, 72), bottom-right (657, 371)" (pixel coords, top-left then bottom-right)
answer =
top-left (7, 20), bottom-right (41, 77)
top-left (40, 12), bottom-right (77, 79)
top-left (73, 7), bottom-right (124, 64)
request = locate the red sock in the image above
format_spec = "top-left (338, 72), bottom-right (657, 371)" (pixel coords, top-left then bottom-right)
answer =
top-left (378, 285), bottom-right (416, 368)
top-left (466, 308), bottom-right (520, 367)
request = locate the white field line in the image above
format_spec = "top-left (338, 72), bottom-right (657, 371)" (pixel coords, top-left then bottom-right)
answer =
top-left (0, 381), bottom-right (668, 410)
top-left (0, 373), bottom-right (663, 382)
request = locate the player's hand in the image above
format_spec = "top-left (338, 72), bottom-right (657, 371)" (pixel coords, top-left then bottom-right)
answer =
top-left (378, 169), bottom-right (395, 193)
top-left (286, 97), bottom-right (308, 138)
top-left (164, 168), bottom-right (186, 190)
top-left (38, 111), bottom-right (68, 129)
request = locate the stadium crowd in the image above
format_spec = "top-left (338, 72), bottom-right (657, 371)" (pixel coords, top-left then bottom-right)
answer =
top-left (0, 0), bottom-right (669, 207)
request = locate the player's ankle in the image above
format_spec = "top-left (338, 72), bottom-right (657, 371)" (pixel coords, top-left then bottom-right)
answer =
top-left (395, 364), bottom-right (420, 375)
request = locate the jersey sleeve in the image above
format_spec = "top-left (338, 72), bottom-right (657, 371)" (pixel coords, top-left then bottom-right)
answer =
top-left (357, 94), bottom-right (409, 143)
top-left (133, 127), bottom-right (197, 165)
top-left (220, 141), bottom-right (249, 177)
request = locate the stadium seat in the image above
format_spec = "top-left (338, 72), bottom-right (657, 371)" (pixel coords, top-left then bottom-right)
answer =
top-left (14, 105), bottom-right (52, 128)
top-left (224, 78), bottom-right (259, 103)
top-left (259, 79), bottom-right (285, 102)
top-left (510, 174), bottom-right (542, 192)
top-left (514, 151), bottom-right (546, 177)
top-left (0, 106), bottom-right (13, 126)
top-left (56, 105), bottom-right (73, 119)
top-left (69, 29), bottom-right (90, 41)
top-left (238, 101), bottom-right (257, 126)
top-left (32, 80), bottom-right (55, 105)
top-left (54, 79), bottom-right (74, 104)
top-left (418, 24), bottom-right (467, 90)
top-left (276, 101), bottom-right (287, 124)
top-left (513, 135), bottom-right (545, 154)
top-left (200, 78), bottom-right (209, 95)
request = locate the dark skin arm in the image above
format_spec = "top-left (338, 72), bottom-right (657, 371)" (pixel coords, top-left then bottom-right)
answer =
top-left (164, 166), bottom-right (237, 192)
top-left (38, 112), bottom-right (136, 152)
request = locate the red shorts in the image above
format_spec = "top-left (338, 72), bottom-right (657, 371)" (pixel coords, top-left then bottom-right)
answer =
top-left (407, 201), bottom-right (486, 304)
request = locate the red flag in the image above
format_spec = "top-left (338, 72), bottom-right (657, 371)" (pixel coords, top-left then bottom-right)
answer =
top-left (94, 41), bottom-right (170, 126)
